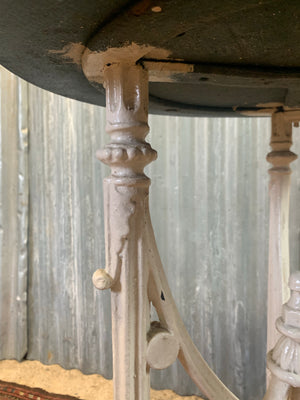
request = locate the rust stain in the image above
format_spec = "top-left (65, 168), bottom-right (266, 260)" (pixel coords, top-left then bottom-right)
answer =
top-left (151, 6), bottom-right (162, 13)
top-left (130, 0), bottom-right (153, 16)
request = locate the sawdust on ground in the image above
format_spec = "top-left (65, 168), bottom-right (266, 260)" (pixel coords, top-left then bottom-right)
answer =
top-left (0, 360), bottom-right (202, 400)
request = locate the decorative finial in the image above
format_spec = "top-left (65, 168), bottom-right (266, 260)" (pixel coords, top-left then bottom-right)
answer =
top-left (267, 272), bottom-right (300, 386)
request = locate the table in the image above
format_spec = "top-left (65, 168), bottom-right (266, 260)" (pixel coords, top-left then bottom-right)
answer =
top-left (1, 1), bottom-right (300, 399)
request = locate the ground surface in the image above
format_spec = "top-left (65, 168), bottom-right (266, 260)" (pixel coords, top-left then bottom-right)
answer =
top-left (0, 360), bottom-right (201, 400)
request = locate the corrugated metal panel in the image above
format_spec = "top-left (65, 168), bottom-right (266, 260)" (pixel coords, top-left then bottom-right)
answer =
top-left (1, 64), bottom-right (300, 399)
top-left (0, 66), bottom-right (29, 359)
top-left (27, 87), bottom-right (111, 375)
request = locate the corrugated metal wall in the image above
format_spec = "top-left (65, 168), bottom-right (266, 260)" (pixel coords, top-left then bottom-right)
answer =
top-left (1, 65), bottom-right (300, 400)
top-left (0, 67), bottom-right (28, 359)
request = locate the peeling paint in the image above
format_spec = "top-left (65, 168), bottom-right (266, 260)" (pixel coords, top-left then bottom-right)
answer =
top-left (256, 102), bottom-right (285, 108)
top-left (239, 107), bottom-right (300, 117)
top-left (143, 61), bottom-right (194, 82)
top-left (49, 42), bottom-right (191, 85)
top-left (239, 109), bottom-right (275, 117)
top-left (48, 42), bottom-right (85, 65)
top-left (239, 102), bottom-right (300, 117)
top-left (82, 42), bottom-right (171, 84)
top-left (151, 6), bottom-right (162, 13)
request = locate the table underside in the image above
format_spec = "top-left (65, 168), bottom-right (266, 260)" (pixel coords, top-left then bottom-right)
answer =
top-left (1, 0), bottom-right (300, 116)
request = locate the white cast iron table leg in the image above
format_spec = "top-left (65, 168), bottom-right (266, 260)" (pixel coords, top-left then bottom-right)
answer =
top-left (91, 62), bottom-right (238, 400)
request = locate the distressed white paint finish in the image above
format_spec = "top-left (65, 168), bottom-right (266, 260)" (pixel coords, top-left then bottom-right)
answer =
top-left (146, 323), bottom-right (179, 370)
top-left (264, 378), bottom-right (291, 400)
top-left (95, 64), bottom-right (155, 400)
top-left (146, 206), bottom-right (238, 400)
top-left (93, 62), bottom-right (238, 400)
top-left (265, 272), bottom-right (300, 400)
top-left (0, 67), bottom-right (28, 360)
top-left (267, 112), bottom-right (298, 353)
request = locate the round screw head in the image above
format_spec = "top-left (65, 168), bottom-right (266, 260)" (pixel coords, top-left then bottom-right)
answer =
top-left (146, 324), bottom-right (179, 370)
top-left (92, 269), bottom-right (113, 290)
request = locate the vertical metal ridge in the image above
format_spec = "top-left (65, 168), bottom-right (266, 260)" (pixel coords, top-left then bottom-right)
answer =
top-left (27, 87), bottom-right (112, 375)
top-left (0, 66), bottom-right (29, 360)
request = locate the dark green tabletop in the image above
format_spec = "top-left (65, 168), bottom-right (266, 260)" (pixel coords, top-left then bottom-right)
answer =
top-left (1, 0), bottom-right (299, 116)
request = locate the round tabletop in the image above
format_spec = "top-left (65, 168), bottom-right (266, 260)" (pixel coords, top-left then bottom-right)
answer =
top-left (1, 0), bottom-right (300, 116)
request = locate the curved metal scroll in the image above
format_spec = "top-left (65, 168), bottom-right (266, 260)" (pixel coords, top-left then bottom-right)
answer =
top-left (146, 203), bottom-right (238, 400)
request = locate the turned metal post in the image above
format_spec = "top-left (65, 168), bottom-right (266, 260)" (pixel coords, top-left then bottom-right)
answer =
top-left (92, 63), bottom-right (157, 400)
top-left (267, 112), bottom-right (297, 353)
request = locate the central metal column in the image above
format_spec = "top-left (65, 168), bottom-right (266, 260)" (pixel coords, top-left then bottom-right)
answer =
top-left (92, 63), bottom-right (156, 400)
